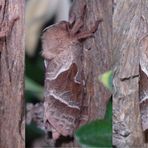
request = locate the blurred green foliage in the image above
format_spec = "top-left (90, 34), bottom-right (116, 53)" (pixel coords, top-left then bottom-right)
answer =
top-left (25, 77), bottom-right (43, 101)
top-left (26, 123), bottom-right (45, 147)
top-left (25, 52), bottom-right (45, 147)
top-left (26, 54), bottom-right (44, 85)
top-left (25, 53), bottom-right (44, 103)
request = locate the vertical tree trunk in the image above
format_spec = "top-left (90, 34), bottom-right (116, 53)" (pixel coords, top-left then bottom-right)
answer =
top-left (113, 0), bottom-right (148, 147)
top-left (0, 0), bottom-right (25, 148)
top-left (82, 0), bottom-right (112, 120)
top-left (62, 0), bottom-right (112, 147)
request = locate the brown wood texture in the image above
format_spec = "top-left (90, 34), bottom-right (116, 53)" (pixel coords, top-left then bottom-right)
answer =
top-left (113, 0), bottom-right (148, 147)
top-left (82, 0), bottom-right (112, 120)
top-left (0, 0), bottom-right (25, 148)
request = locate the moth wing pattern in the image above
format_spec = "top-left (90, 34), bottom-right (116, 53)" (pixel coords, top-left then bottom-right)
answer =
top-left (42, 21), bottom-right (84, 137)
top-left (42, 21), bottom-right (83, 81)
top-left (42, 16), bottom-right (101, 137)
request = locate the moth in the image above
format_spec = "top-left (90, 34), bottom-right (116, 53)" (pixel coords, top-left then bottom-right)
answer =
top-left (42, 16), bottom-right (102, 139)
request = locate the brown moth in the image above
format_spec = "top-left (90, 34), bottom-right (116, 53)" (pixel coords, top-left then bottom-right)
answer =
top-left (42, 6), bottom-right (102, 139)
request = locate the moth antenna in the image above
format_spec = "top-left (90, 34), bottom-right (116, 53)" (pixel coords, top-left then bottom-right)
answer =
top-left (76, 19), bottom-right (103, 40)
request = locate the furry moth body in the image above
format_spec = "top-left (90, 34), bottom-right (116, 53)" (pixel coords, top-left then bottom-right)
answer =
top-left (42, 19), bottom-right (101, 138)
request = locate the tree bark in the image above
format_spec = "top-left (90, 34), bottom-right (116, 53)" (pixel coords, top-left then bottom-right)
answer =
top-left (82, 0), bottom-right (112, 120)
top-left (0, 0), bottom-right (25, 148)
top-left (113, 0), bottom-right (148, 147)
top-left (62, 0), bottom-right (112, 147)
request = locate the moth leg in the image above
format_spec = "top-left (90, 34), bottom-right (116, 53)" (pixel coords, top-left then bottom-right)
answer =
top-left (0, 16), bottom-right (19, 38)
top-left (76, 19), bottom-right (103, 40)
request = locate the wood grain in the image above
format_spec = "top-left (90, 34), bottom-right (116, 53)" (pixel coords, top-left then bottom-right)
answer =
top-left (0, 0), bottom-right (25, 148)
top-left (113, 0), bottom-right (148, 147)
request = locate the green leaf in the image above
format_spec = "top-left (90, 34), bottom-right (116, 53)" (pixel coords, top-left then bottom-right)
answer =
top-left (25, 55), bottom-right (44, 85)
top-left (105, 99), bottom-right (112, 121)
top-left (99, 70), bottom-right (113, 92)
top-left (25, 77), bottom-right (43, 99)
top-left (75, 120), bottom-right (112, 148)
top-left (75, 99), bottom-right (112, 148)
top-left (26, 123), bottom-right (45, 146)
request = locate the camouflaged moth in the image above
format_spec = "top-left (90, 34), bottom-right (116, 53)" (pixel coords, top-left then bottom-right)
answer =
top-left (42, 16), bottom-right (102, 139)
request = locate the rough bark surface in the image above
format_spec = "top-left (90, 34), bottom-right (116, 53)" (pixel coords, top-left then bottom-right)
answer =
top-left (82, 0), bottom-right (112, 120)
top-left (0, 0), bottom-right (25, 148)
top-left (113, 0), bottom-right (148, 147)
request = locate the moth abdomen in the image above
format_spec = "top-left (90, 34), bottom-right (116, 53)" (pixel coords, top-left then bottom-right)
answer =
top-left (44, 97), bottom-right (80, 136)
